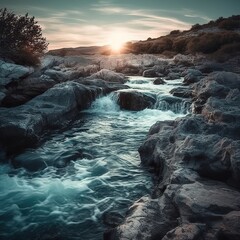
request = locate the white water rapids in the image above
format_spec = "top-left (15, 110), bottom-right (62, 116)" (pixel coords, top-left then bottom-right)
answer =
top-left (0, 76), bottom-right (187, 240)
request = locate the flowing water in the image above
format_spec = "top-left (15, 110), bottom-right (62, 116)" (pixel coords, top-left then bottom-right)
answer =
top-left (0, 77), bottom-right (187, 240)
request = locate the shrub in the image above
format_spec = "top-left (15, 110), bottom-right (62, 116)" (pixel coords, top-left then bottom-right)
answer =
top-left (173, 38), bottom-right (187, 53)
top-left (219, 19), bottom-right (240, 30)
top-left (0, 8), bottom-right (48, 66)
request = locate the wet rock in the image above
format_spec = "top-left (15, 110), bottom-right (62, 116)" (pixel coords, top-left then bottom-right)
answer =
top-left (153, 78), bottom-right (165, 85)
top-left (170, 87), bottom-right (193, 98)
top-left (142, 69), bottom-right (157, 77)
top-left (117, 90), bottom-right (156, 111)
top-left (165, 72), bottom-right (181, 80)
top-left (0, 81), bottom-right (102, 153)
top-left (155, 95), bottom-right (190, 113)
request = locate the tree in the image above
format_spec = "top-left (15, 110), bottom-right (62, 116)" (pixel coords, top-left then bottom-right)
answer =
top-left (0, 8), bottom-right (48, 65)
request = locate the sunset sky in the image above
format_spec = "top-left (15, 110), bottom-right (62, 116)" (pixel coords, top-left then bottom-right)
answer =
top-left (1, 0), bottom-right (240, 49)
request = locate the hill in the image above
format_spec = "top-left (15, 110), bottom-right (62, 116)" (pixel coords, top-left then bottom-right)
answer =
top-left (121, 15), bottom-right (240, 61)
top-left (48, 15), bottom-right (240, 61)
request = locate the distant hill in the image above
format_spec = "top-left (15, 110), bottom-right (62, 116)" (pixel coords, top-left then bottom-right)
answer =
top-left (48, 45), bottom-right (111, 56)
top-left (48, 15), bottom-right (240, 61)
top-left (121, 15), bottom-right (240, 60)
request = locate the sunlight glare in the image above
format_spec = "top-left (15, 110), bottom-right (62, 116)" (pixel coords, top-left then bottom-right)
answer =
top-left (109, 31), bottom-right (126, 52)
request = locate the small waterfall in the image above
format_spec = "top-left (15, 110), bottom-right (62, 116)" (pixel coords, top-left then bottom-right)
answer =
top-left (90, 92), bottom-right (120, 112)
top-left (154, 95), bottom-right (191, 114)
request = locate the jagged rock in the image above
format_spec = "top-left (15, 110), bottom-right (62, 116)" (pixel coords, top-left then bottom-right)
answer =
top-left (165, 72), bottom-right (181, 80)
top-left (44, 69), bottom-right (69, 82)
top-left (182, 68), bottom-right (203, 85)
top-left (170, 87), bottom-right (193, 98)
top-left (0, 81), bottom-right (101, 153)
top-left (219, 211), bottom-right (240, 240)
top-left (105, 195), bottom-right (179, 240)
top-left (142, 69), bottom-right (158, 77)
top-left (196, 62), bottom-right (223, 73)
top-left (116, 69), bottom-right (240, 240)
top-left (89, 69), bottom-right (127, 83)
top-left (153, 78), bottom-right (165, 85)
top-left (1, 77), bottom-right (56, 107)
top-left (117, 90), bottom-right (156, 111)
top-left (174, 181), bottom-right (240, 222)
top-left (162, 223), bottom-right (206, 240)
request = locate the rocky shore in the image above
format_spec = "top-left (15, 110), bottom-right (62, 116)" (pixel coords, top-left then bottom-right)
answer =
top-left (105, 58), bottom-right (240, 239)
top-left (1, 53), bottom-right (240, 239)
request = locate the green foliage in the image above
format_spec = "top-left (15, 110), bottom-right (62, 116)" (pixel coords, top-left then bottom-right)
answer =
top-left (0, 8), bottom-right (48, 66)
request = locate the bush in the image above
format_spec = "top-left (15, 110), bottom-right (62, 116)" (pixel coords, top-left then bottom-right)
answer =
top-left (219, 19), bottom-right (240, 30)
top-left (0, 8), bottom-right (48, 66)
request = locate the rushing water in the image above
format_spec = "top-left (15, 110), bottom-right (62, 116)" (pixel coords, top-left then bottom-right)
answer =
top-left (0, 77), bottom-right (186, 240)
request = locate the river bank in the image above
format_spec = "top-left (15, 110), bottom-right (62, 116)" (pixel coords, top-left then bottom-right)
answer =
top-left (0, 53), bottom-right (240, 239)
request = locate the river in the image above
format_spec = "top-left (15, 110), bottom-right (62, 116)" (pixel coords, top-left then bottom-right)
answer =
top-left (0, 76), bottom-right (187, 240)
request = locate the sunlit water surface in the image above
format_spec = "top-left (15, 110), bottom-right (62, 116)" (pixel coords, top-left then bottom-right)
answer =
top-left (0, 77), bottom-right (186, 240)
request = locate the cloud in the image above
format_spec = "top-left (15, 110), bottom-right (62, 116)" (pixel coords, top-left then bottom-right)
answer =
top-left (25, 3), bottom-right (192, 49)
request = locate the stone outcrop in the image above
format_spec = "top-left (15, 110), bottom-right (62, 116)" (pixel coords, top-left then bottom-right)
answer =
top-left (0, 78), bottom-right (127, 155)
top-left (117, 90), bottom-right (156, 111)
top-left (108, 71), bottom-right (240, 239)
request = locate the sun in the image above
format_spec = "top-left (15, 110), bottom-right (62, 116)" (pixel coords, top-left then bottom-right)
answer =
top-left (109, 31), bottom-right (126, 53)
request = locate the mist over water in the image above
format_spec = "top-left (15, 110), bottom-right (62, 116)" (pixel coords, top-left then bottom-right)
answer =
top-left (0, 77), bottom-right (186, 240)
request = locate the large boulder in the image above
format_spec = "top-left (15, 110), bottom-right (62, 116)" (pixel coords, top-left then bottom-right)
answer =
top-left (170, 87), bottom-right (193, 98)
top-left (0, 81), bottom-right (101, 153)
top-left (143, 69), bottom-right (158, 77)
top-left (1, 77), bottom-right (56, 107)
top-left (89, 69), bottom-right (127, 83)
top-left (117, 90), bottom-right (156, 111)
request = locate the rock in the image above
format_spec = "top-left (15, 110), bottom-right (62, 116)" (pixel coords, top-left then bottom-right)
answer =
top-left (89, 69), bottom-right (127, 83)
top-left (170, 87), bottom-right (193, 98)
top-left (111, 67), bottom-right (240, 240)
top-left (165, 72), bottom-right (181, 80)
top-left (44, 69), bottom-right (69, 82)
top-left (219, 211), bottom-right (240, 240)
top-left (76, 78), bottom-right (129, 94)
top-left (1, 77), bottom-right (56, 107)
top-left (162, 223), bottom-right (205, 240)
top-left (174, 181), bottom-right (240, 222)
top-left (117, 90), bottom-right (156, 111)
top-left (143, 69), bottom-right (158, 77)
top-left (105, 195), bottom-right (179, 240)
top-left (153, 78), bottom-right (166, 85)
top-left (12, 148), bottom-right (85, 171)
top-left (0, 60), bottom-right (34, 86)
top-left (0, 81), bottom-right (102, 153)
top-left (0, 92), bottom-right (6, 104)
top-left (196, 62), bottom-right (223, 73)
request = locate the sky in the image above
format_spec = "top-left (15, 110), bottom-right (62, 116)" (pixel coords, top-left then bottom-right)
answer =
top-left (0, 0), bottom-right (240, 50)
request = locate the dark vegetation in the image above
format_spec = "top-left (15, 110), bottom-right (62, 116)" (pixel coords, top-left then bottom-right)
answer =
top-left (0, 8), bottom-right (48, 66)
top-left (122, 15), bottom-right (240, 61)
